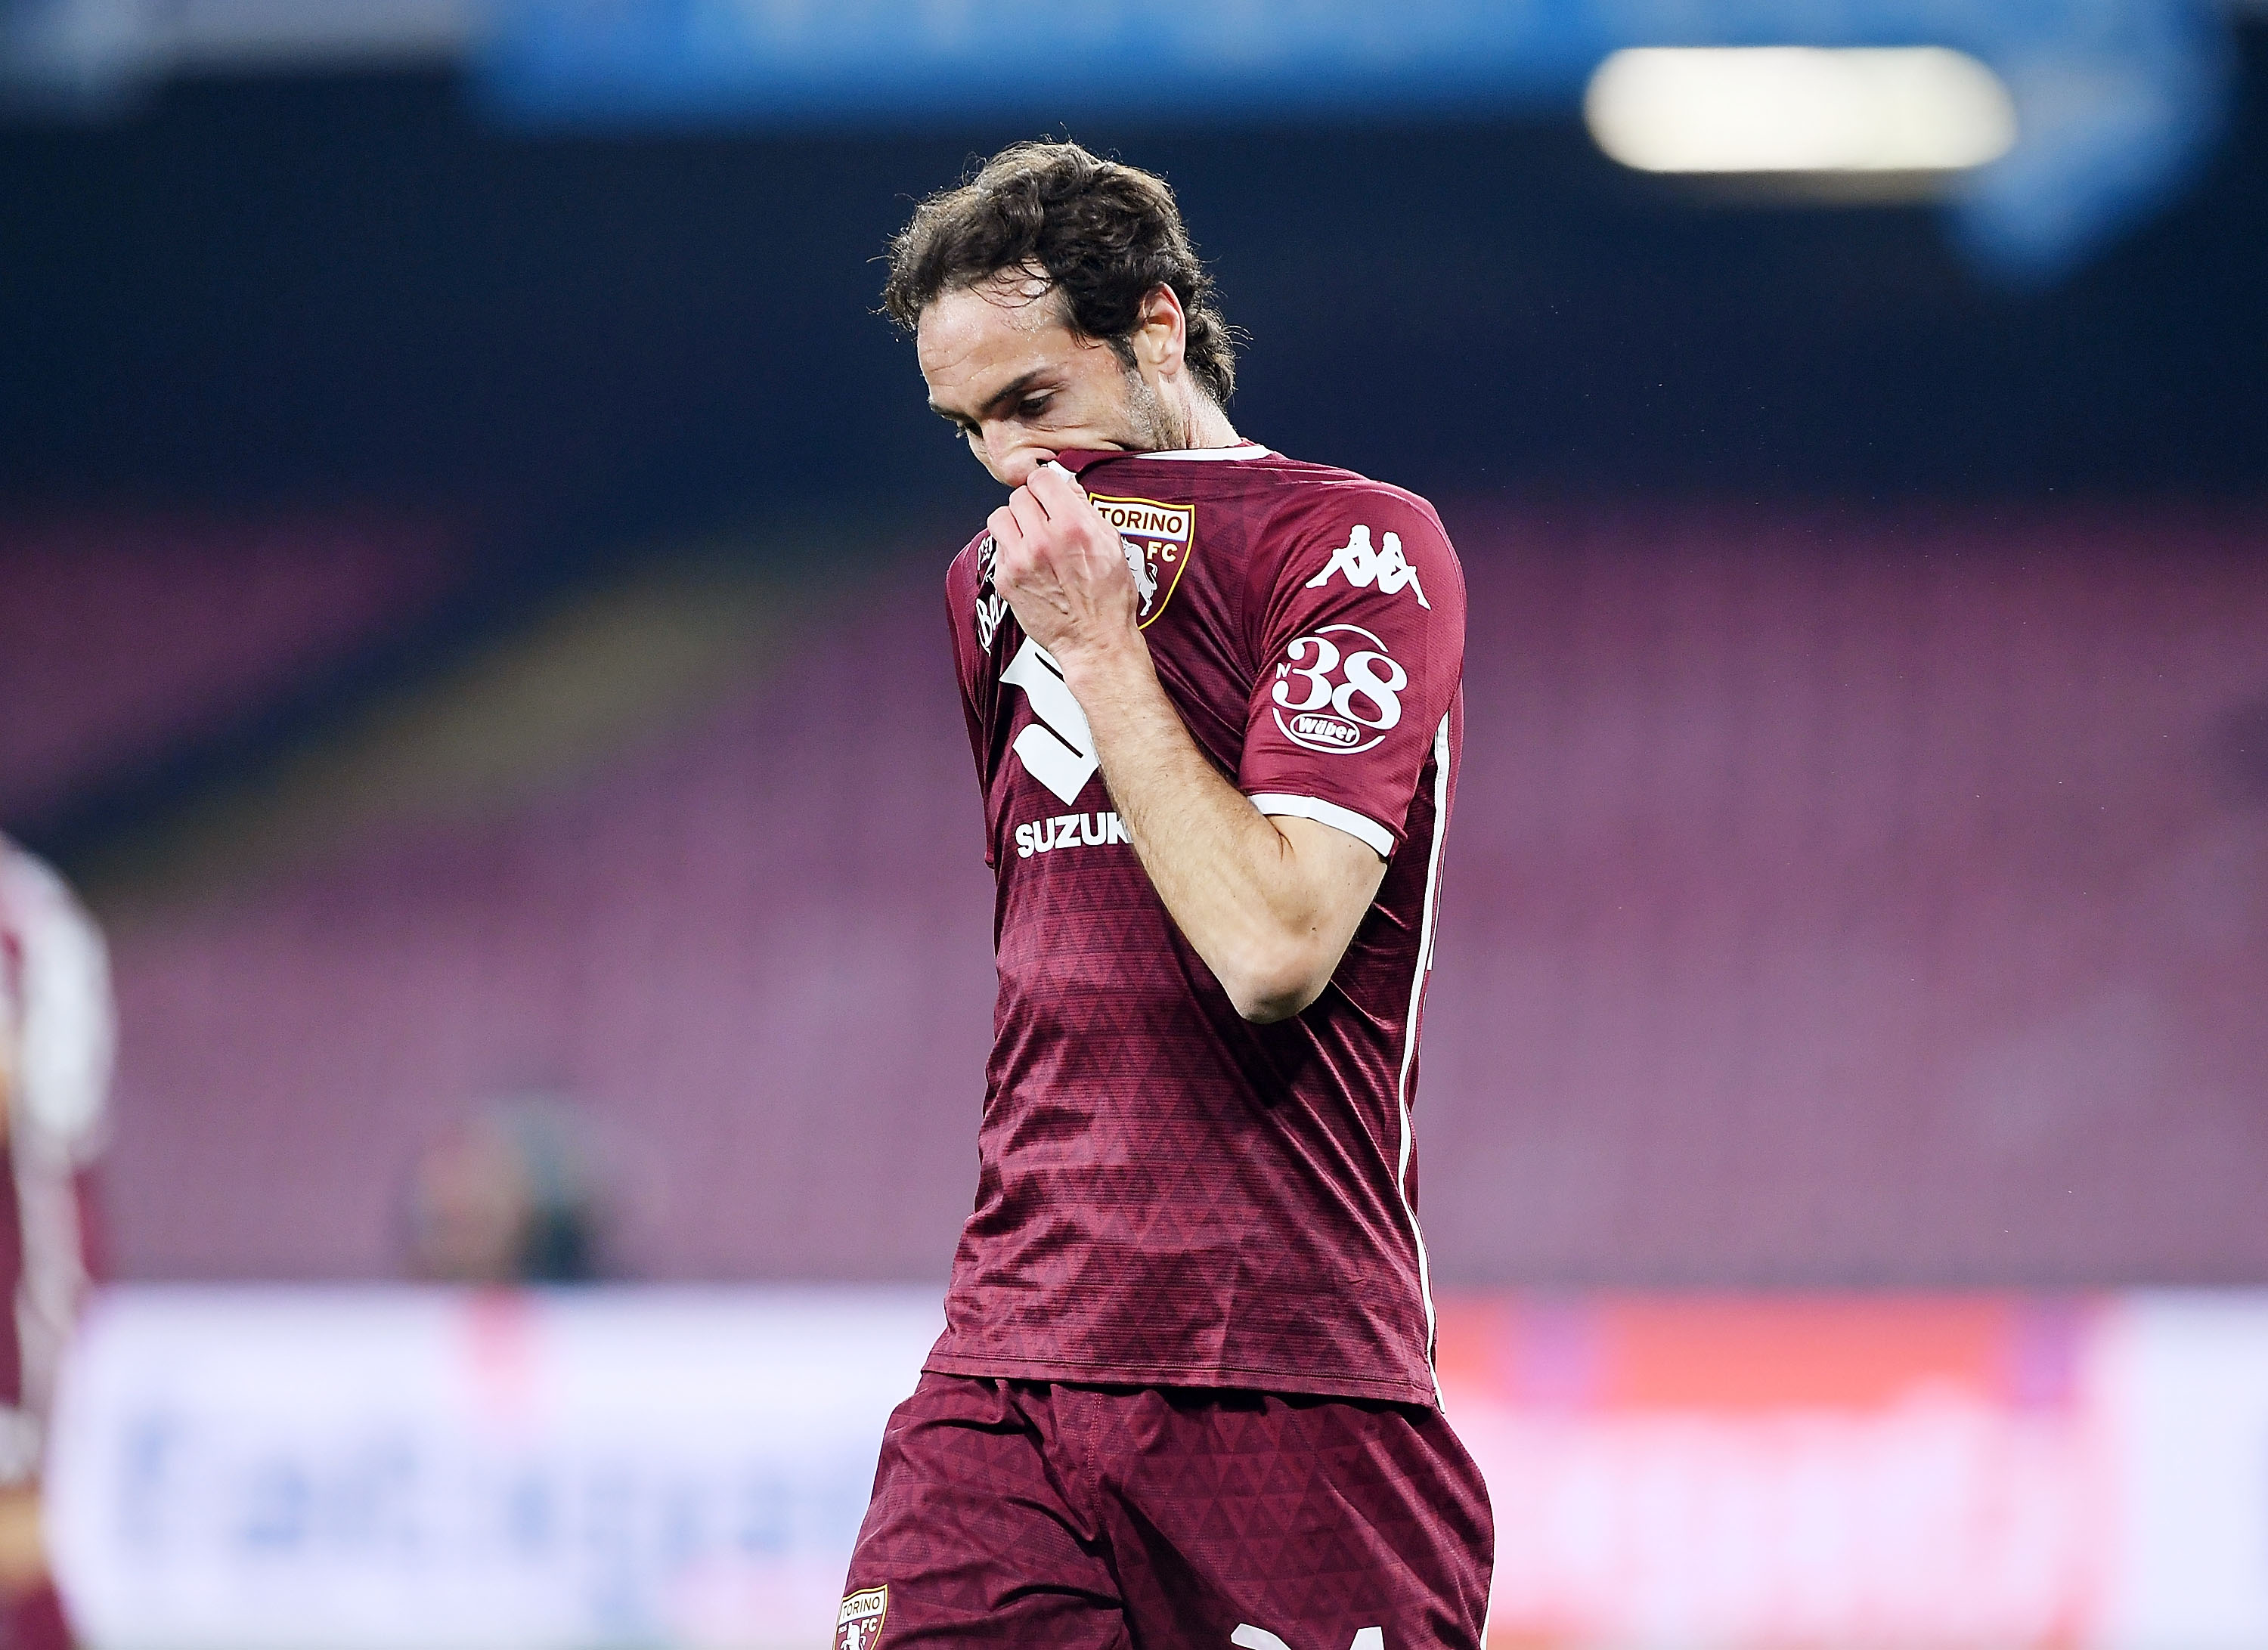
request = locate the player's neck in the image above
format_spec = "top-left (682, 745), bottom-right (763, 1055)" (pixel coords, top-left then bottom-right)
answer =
top-left (1156, 392), bottom-right (1240, 454)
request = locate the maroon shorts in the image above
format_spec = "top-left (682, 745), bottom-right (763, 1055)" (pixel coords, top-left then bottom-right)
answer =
top-left (836, 1373), bottom-right (1493, 1649)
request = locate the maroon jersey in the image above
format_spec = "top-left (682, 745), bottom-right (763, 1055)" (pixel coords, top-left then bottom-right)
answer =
top-left (929, 444), bottom-right (1465, 1407)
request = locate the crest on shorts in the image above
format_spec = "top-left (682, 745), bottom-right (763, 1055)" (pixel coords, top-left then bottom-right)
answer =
top-left (835, 1587), bottom-right (888, 1650)
top-left (1088, 494), bottom-right (1194, 628)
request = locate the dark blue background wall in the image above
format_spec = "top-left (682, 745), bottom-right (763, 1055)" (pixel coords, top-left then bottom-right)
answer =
top-left (2, 32), bottom-right (2264, 544)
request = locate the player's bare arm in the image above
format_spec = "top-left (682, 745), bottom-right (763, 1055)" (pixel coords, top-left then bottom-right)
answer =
top-left (988, 466), bottom-right (1388, 1023)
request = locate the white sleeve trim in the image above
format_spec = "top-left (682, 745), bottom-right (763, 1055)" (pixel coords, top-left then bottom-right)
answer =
top-left (1247, 793), bottom-right (1396, 859)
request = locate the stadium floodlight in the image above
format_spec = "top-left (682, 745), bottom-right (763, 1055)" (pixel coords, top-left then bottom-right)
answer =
top-left (1585, 47), bottom-right (2017, 175)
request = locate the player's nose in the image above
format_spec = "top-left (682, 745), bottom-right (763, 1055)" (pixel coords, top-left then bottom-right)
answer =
top-left (976, 426), bottom-right (1017, 481)
top-left (984, 430), bottom-right (1055, 487)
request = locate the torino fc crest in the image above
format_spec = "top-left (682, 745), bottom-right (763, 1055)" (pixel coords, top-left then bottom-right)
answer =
top-left (1088, 494), bottom-right (1194, 627)
top-left (836, 1587), bottom-right (888, 1650)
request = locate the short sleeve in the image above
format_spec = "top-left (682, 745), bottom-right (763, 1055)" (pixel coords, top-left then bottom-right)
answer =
top-left (1238, 488), bottom-right (1464, 858)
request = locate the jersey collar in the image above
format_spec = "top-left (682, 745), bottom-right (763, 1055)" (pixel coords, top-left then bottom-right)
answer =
top-left (1053, 441), bottom-right (1274, 476)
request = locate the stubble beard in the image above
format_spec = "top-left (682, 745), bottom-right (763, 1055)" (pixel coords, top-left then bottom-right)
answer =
top-left (1120, 366), bottom-right (1188, 454)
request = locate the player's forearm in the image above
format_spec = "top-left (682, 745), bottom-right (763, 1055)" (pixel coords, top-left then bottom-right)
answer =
top-left (1060, 640), bottom-right (1343, 1023)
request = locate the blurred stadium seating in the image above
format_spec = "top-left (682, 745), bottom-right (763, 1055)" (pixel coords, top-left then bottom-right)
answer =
top-left (0, 513), bottom-right (467, 828)
top-left (44, 503), bottom-right (2262, 1290)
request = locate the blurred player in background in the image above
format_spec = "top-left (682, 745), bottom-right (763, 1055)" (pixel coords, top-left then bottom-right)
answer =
top-left (837, 143), bottom-right (1490, 1648)
top-left (404, 1096), bottom-right (609, 1286)
top-left (0, 837), bottom-right (112, 1650)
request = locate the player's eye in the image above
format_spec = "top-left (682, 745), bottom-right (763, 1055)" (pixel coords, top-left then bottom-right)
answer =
top-left (1016, 396), bottom-right (1052, 421)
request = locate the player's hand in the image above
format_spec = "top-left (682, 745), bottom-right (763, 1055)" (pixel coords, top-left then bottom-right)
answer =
top-left (989, 463), bottom-right (1142, 669)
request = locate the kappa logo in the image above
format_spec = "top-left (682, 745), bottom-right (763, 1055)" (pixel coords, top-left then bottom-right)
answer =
top-left (1089, 494), bottom-right (1195, 627)
top-left (1305, 525), bottom-right (1430, 609)
top-left (835, 1587), bottom-right (888, 1650)
top-left (1001, 637), bottom-right (1099, 805)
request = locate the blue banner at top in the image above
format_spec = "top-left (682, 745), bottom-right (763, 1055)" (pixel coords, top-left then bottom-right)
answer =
top-left (479, 0), bottom-right (2235, 280)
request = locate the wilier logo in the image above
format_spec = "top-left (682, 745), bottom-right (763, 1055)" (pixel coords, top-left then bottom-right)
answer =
top-left (835, 1587), bottom-right (888, 1650)
top-left (1088, 494), bottom-right (1195, 627)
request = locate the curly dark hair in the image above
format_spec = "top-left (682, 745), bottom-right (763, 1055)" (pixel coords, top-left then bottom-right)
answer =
top-left (881, 140), bottom-right (1239, 404)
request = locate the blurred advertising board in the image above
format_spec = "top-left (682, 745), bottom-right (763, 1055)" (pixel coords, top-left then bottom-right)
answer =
top-left (1444, 1294), bottom-right (2268, 1648)
top-left (45, 1287), bottom-right (2268, 1648)
top-left (47, 1287), bottom-right (943, 1650)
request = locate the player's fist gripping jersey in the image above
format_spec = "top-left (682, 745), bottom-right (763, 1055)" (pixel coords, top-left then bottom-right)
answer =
top-left (934, 444), bottom-right (1465, 1407)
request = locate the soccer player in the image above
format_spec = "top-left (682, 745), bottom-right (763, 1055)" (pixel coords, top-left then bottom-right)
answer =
top-left (0, 835), bottom-right (112, 1650)
top-left (838, 142), bottom-right (1489, 1649)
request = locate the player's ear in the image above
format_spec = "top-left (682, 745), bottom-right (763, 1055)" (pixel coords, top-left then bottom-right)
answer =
top-left (1132, 283), bottom-right (1187, 376)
